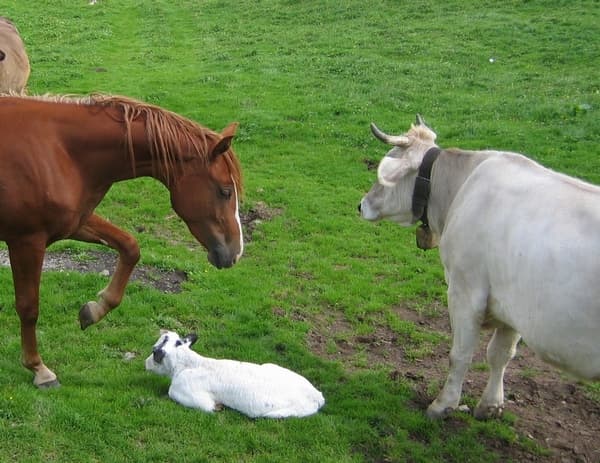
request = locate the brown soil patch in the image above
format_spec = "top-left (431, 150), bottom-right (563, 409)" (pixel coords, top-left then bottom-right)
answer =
top-left (308, 304), bottom-right (600, 462)
top-left (0, 204), bottom-right (278, 293)
top-left (363, 158), bottom-right (378, 171)
top-left (241, 201), bottom-right (282, 242)
top-left (0, 249), bottom-right (187, 293)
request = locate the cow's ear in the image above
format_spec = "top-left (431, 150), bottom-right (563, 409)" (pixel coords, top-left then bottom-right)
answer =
top-left (377, 156), bottom-right (413, 187)
top-left (182, 333), bottom-right (198, 347)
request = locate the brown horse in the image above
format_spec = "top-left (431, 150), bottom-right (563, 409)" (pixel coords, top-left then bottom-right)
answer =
top-left (0, 94), bottom-right (244, 387)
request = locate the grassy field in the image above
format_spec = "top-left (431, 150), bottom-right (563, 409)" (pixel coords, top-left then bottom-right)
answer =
top-left (1, 1), bottom-right (599, 462)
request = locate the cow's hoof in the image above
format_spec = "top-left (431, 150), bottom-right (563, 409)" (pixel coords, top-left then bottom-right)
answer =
top-left (474, 404), bottom-right (503, 420)
top-left (426, 405), bottom-right (455, 419)
top-left (79, 302), bottom-right (98, 330)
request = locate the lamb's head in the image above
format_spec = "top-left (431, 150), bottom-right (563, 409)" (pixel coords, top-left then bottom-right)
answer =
top-left (145, 330), bottom-right (198, 377)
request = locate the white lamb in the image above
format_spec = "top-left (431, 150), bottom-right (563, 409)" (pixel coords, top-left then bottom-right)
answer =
top-left (145, 330), bottom-right (325, 418)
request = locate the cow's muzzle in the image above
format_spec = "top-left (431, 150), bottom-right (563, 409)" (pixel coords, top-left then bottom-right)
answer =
top-left (359, 197), bottom-right (379, 221)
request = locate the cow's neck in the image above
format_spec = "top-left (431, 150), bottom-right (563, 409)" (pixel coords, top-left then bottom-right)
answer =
top-left (427, 148), bottom-right (491, 236)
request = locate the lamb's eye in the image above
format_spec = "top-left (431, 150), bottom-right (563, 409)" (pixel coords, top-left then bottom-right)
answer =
top-left (175, 340), bottom-right (182, 347)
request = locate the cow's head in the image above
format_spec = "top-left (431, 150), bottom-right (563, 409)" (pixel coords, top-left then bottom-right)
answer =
top-left (359, 115), bottom-right (437, 225)
top-left (144, 330), bottom-right (198, 377)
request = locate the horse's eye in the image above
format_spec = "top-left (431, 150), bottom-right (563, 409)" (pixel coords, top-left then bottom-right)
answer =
top-left (220, 187), bottom-right (233, 200)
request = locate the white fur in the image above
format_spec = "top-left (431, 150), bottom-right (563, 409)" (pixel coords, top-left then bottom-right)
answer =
top-left (361, 119), bottom-right (600, 419)
top-left (232, 177), bottom-right (244, 263)
top-left (145, 331), bottom-right (325, 418)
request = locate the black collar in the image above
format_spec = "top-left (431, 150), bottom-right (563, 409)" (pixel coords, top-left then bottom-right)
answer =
top-left (412, 147), bottom-right (441, 227)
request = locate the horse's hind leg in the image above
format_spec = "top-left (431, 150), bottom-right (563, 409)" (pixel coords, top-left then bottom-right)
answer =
top-left (70, 213), bottom-right (140, 329)
top-left (8, 236), bottom-right (59, 387)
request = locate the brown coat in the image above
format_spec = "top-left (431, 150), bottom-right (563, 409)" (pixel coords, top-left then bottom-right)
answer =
top-left (0, 94), bottom-right (242, 388)
top-left (0, 17), bottom-right (30, 94)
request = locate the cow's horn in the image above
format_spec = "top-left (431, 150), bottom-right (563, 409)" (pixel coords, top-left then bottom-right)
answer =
top-left (370, 123), bottom-right (410, 146)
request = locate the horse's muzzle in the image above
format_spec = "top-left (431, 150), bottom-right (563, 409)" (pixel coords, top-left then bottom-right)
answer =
top-left (208, 244), bottom-right (241, 269)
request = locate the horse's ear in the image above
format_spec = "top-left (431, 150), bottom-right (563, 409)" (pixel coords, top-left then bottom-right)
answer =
top-left (210, 122), bottom-right (239, 160)
top-left (221, 122), bottom-right (239, 138)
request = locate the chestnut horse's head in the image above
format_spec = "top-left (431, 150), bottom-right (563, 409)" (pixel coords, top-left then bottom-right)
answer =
top-left (169, 123), bottom-right (244, 269)
top-left (102, 96), bottom-right (245, 269)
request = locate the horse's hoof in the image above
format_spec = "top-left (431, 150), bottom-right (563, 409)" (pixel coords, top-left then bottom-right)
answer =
top-left (37, 378), bottom-right (61, 389)
top-left (79, 302), bottom-right (97, 330)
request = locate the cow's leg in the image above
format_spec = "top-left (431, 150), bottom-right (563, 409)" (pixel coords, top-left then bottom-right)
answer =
top-left (70, 213), bottom-right (140, 329)
top-left (427, 285), bottom-right (485, 419)
top-left (474, 325), bottom-right (521, 419)
top-left (8, 236), bottom-right (59, 388)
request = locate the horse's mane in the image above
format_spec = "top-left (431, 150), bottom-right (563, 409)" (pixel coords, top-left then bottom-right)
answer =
top-left (3, 93), bottom-right (242, 192)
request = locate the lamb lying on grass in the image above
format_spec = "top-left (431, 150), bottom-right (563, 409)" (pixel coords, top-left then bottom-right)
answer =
top-left (145, 330), bottom-right (325, 418)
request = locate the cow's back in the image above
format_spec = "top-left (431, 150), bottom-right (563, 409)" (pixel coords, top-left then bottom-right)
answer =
top-left (440, 153), bottom-right (600, 379)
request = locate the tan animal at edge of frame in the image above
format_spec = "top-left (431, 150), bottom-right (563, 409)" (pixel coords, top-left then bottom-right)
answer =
top-left (0, 16), bottom-right (30, 94)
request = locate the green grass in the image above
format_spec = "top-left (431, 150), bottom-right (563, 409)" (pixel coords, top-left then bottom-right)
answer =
top-left (1, 0), bottom-right (598, 462)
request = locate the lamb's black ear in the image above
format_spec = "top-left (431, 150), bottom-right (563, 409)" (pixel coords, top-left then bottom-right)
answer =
top-left (182, 333), bottom-right (198, 347)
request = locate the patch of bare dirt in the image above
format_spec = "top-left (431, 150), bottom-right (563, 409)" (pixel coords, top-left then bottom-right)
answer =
top-left (363, 158), bottom-right (378, 171)
top-left (0, 204), bottom-right (278, 293)
top-left (308, 304), bottom-right (600, 463)
top-left (241, 201), bottom-right (282, 241)
top-left (0, 249), bottom-right (187, 293)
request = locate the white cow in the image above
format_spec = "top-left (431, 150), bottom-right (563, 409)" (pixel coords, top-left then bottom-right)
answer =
top-left (145, 330), bottom-right (325, 418)
top-left (359, 116), bottom-right (600, 419)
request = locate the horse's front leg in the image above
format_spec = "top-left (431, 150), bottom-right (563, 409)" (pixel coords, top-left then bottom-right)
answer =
top-left (71, 213), bottom-right (140, 329)
top-left (8, 236), bottom-right (59, 387)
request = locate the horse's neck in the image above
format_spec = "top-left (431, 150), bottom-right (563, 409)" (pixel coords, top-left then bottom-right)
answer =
top-left (62, 105), bottom-right (160, 184)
